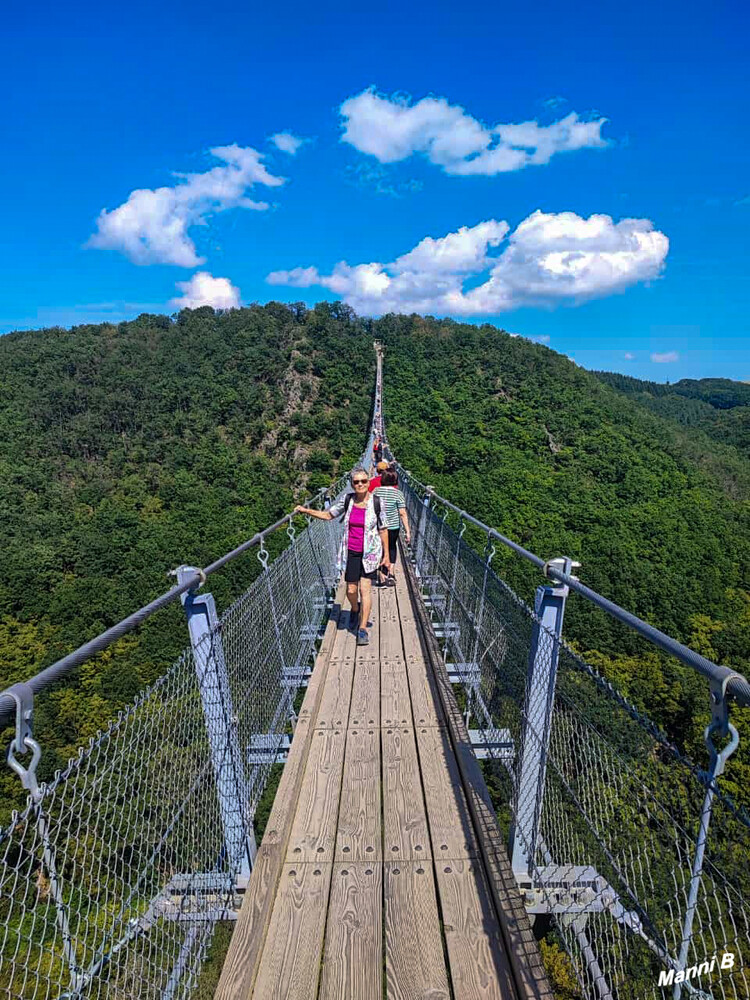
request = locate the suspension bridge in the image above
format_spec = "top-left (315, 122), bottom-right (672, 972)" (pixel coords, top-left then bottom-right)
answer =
top-left (1, 344), bottom-right (748, 999)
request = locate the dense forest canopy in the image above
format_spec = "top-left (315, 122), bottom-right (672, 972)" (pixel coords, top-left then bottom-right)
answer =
top-left (592, 369), bottom-right (750, 454)
top-left (0, 302), bottom-right (748, 815)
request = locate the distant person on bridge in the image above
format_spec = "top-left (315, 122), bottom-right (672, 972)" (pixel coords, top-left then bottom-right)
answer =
top-left (373, 436), bottom-right (383, 465)
top-left (374, 468), bottom-right (410, 586)
top-left (294, 468), bottom-right (389, 646)
top-left (368, 460), bottom-right (389, 492)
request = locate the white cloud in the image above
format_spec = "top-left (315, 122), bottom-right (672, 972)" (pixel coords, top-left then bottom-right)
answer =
top-left (88, 145), bottom-right (284, 266)
top-left (624, 352), bottom-right (635, 359)
top-left (651, 351), bottom-right (679, 363)
top-left (267, 210), bottom-right (669, 317)
top-left (392, 221), bottom-right (509, 274)
top-left (270, 132), bottom-right (305, 155)
top-left (169, 272), bottom-right (241, 310)
top-left (339, 89), bottom-right (608, 176)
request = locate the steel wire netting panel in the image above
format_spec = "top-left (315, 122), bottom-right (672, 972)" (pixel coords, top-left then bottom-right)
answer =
top-left (0, 649), bottom-right (228, 1000)
top-left (0, 514), bottom-right (343, 1000)
top-left (402, 477), bottom-right (750, 1000)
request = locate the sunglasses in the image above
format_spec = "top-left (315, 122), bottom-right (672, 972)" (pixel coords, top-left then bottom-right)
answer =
top-left (352, 479), bottom-right (368, 485)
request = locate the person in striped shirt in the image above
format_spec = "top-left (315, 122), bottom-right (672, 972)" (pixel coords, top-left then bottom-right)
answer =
top-left (374, 468), bottom-right (411, 586)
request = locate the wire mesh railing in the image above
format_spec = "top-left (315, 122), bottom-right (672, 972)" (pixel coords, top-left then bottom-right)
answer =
top-left (0, 485), bottom-right (346, 1000)
top-left (399, 470), bottom-right (750, 1000)
top-left (1, 644), bottom-right (234, 1000)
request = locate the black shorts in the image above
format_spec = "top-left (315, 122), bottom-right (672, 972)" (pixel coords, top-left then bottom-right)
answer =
top-left (345, 550), bottom-right (377, 583)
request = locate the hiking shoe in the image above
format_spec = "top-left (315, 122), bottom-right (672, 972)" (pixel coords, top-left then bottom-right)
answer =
top-left (386, 576), bottom-right (396, 588)
top-left (349, 610), bottom-right (360, 632)
top-left (356, 629), bottom-right (370, 646)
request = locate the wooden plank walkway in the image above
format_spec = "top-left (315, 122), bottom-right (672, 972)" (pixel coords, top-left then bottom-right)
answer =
top-left (216, 570), bottom-right (542, 1000)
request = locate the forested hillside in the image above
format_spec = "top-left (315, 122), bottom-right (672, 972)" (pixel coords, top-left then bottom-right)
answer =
top-left (592, 370), bottom-right (750, 454)
top-left (1, 303), bottom-right (749, 815)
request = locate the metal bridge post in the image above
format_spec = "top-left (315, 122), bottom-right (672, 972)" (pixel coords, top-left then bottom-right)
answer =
top-left (510, 557), bottom-right (578, 877)
top-left (176, 566), bottom-right (255, 881)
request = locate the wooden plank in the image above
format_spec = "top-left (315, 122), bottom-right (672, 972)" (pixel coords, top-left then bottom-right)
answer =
top-left (405, 655), bottom-right (445, 728)
top-left (380, 657), bottom-right (406, 672)
top-left (336, 727), bottom-right (381, 861)
top-left (367, 584), bottom-right (381, 654)
top-left (318, 585), bottom-right (349, 657)
top-left (395, 580), bottom-right (423, 663)
top-left (435, 859), bottom-right (515, 1000)
top-left (251, 862), bottom-right (332, 1000)
top-left (319, 863), bottom-right (383, 1000)
top-left (354, 596), bottom-right (380, 663)
top-left (349, 656), bottom-right (380, 728)
top-left (382, 726), bottom-right (430, 860)
top-left (335, 597), bottom-right (359, 662)
top-left (316, 654), bottom-right (355, 729)
top-left (298, 593), bottom-right (350, 729)
top-left (216, 584), bottom-right (346, 1000)
top-left (286, 727), bottom-right (346, 862)
top-left (417, 726), bottom-right (479, 860)
top-left (384, 861), bottom-right (450, 1000)
top-left (396, 608), bottom-right (421, 653)
top-left (397, 582), bottom-right (445, 727)
top-left (379, 581), bottom-right (398, 618)
top-left (378, 586), bottom-right (403, 661)
top-left (380, 667), bottom-right (412, 728)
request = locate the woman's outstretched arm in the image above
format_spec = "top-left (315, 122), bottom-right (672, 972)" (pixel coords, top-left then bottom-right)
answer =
top-left (294, 505), bottom-right (334, 520)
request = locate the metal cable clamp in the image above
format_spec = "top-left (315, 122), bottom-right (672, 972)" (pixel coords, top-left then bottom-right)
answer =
top-left (5, 682), bottom-right (42, 795)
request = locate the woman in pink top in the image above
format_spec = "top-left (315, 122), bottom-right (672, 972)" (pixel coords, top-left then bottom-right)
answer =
top-left (294, 467), bottom-right (389, 646)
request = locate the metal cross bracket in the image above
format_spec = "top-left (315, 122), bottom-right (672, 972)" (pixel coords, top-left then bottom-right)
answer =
top-left (541, 556), bottom-right (581, 593)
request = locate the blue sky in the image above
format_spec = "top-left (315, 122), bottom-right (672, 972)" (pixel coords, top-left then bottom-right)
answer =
top-left (3, 0), bottom-right (748, 380)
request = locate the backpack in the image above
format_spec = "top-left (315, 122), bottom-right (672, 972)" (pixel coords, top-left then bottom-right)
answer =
top-left (341, 492), bottom-right (381, 520)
